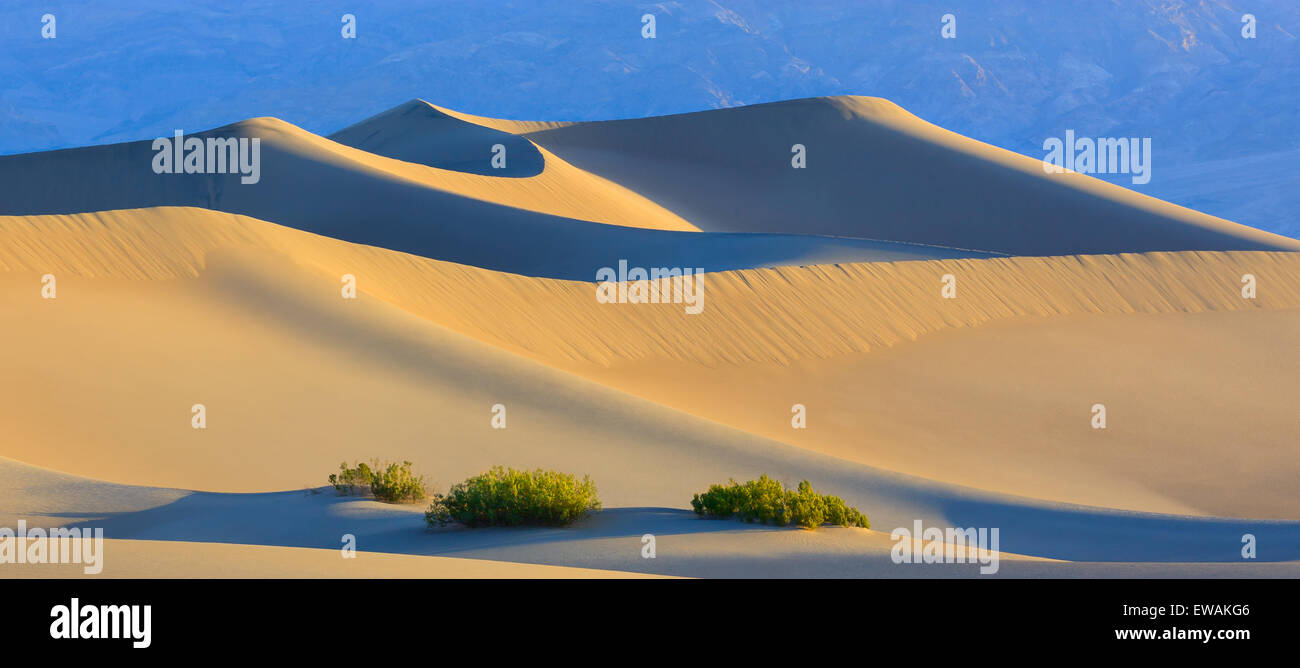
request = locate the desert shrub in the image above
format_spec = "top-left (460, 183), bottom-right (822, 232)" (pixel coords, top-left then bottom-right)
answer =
top-left (690, 475), bottom-right (868, 529)
top-left (425, 466), bottom-right (600, 528)
top-left (328, 459), bottom-right (427, 503)
top-left (329, 460), bottom-right (375, 496)
top-left (821, 490), bottom-right (868, 528)
top-left (369, 461), bottom-right (428, 503)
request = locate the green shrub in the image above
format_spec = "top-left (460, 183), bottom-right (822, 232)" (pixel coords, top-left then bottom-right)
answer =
top-left (328, 459), bottom-right (427, 503)
top-left (425, 466), bottom-right (601, 528)
top-left (690, 475), bottom-right (868, 529)
top-left (329, 460), bottom-right (375, 496)
top-left (369, 460), bottom-right (428, 503)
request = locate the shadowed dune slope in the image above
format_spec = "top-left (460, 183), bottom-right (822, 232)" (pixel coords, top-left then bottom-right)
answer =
top-left (497, 96), bottom-right (1300, 254)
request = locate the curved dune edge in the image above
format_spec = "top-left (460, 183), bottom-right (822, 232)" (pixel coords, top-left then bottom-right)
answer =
top-left (4, 207), bottom-right (1298, 368)
top-left (430, 101), bottom-right (576, 135)
top-left (238, 116), bottom-right (698, 232)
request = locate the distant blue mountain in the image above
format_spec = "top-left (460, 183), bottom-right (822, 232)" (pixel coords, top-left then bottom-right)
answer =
top-left (1, 0), bottom-right (1296, 237)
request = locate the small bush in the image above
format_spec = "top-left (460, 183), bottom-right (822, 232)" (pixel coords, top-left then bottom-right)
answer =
top-left (328, 459), bottom-right (427, 503)
top-left (425, 466), bottom-right (600, 528)
top-left (690, 475), bottom-right (868, 529)
top-left (329, 460), bottom-right (375, 496)
top-left (369, 460), bottom-right (428, 503)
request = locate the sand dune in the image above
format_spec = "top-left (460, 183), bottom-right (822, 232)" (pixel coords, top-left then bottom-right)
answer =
top-left (0, 119), bottom-right (985, 278)
top-left (0, 112), bottom-right (695, 232)
top-left (3, 94), bottom-right (1299, 578)
top-left (5, 96), bottom-right (1294, 283)
top-left (585, 309), bottom-right (1300, 519)
top-left (3, 206), bottom-right (1298, 522)
top-left (513, 96), bottom-right (1300, 255)
top-left (6, 209), bottom-right (1295, 366)
top-left (0, 118), bottom-right (697, 279)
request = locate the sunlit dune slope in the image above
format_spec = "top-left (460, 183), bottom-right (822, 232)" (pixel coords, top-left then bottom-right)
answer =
top-left (497, 96), bottom-right (1300, 254)
top-left (3, 207), bottom-right (1298, 518)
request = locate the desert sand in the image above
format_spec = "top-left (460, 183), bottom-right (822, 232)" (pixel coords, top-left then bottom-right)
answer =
top-left (2, 96), bottom-right (1298, 577)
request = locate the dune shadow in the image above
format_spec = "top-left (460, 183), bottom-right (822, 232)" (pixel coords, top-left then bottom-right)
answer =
top-left (939, 498), bottom-right (1300, 562)
top-left (44, 478), bottom-right (1300, 576)
top-left (59, 490), bottom-right (761, 557)
top-left (50, 490), bottom-right (915, 577)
